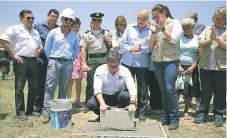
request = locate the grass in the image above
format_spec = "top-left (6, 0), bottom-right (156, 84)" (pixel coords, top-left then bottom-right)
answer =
top-left (0, 71), bottom-right (226, 138)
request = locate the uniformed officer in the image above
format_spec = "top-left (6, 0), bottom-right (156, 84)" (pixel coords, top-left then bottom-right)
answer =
top-left (80, 12), bottom-right (112, 104)
top-left (86, 51), bottom-right (137, 120)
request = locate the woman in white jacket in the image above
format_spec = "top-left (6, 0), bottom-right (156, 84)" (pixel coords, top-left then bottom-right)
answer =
top-left (111, 15), bottom-right (127, 55)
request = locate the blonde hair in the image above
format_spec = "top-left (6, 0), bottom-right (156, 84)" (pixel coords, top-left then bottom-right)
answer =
top-left (212, 6), bottom-right (226, 24)
top-left (181, 17), bottom-right (195, 27)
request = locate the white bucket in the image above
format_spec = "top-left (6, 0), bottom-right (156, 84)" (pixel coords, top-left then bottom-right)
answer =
top-left (49, 99), bottom-right (72, 129)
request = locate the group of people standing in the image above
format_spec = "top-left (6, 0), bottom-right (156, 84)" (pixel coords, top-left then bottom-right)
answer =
top-left (0, 3), bottom-right (226, 131)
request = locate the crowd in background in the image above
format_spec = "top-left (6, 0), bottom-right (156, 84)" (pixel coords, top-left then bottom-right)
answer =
top-left (0, 3), bottom-right (226, 131)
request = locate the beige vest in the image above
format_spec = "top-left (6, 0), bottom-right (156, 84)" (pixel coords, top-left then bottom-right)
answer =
top-left (79, 29), bottom-right (111, 54)
top-left (152, 19), bottom-right (180, 62)
top-left (199, 26), bottom-right (226, 71)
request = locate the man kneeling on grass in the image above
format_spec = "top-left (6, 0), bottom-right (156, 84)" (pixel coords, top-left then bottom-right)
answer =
top-left (86, 51), bottom-right (137, 121)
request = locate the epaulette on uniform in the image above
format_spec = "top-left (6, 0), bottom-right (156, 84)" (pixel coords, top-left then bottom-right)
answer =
top-left (85, 30), bottom-right (91, 34)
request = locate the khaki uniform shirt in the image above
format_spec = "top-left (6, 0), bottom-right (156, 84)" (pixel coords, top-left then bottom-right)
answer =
top-left (79, 29), bottom-right (112, 54)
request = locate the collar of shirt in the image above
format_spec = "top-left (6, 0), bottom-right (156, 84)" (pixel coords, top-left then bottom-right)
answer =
top-left (20, 23), bottom-right (34, 32)
top-left (20, 23), bottom-right (38, 36)
top-left (164, 17), bottom-right (173, 26)
top-left (132, 23), bottom-right (149, 32)
top-left (42, 21), bottom-right (59, 29)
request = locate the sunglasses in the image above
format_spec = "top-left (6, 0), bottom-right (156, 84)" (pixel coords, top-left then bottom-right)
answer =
top-left (108, 64), bottom-right (119, 69)
top-left (64, 17), bottom-right (73, 22)
top-left (27, 17), bottom-right (34, 20)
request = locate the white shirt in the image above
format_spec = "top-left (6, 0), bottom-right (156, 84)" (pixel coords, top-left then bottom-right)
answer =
top-left (111, 31), bottom-right (124, 54)
top-left (93, 64), bottom-right (137, 96)
top-left (0, 23), bottom-right (42, 57)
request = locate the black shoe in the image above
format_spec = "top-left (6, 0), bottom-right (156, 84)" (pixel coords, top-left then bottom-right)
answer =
top-left (194, 113), bottom-right (207, 123)
top-left (169, 124), bottom-right (179, 130)
top-left (160, 120), bottom-right (170, 126)
top-left (17, 113), bottom-right (28, 120)
top-left (214, 114), bottom-right (223, 127)
top-left (31, 111), bottom-right (41, 117)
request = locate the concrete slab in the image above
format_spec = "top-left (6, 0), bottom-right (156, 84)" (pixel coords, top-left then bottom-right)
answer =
top-left (100, 108), bottom-right (135, 130)
top-left (72, 121), bottom-right (167, 138)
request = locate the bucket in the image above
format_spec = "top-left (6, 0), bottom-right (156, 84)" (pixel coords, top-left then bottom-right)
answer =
top-left (49, 99), bottom-right (72, 129)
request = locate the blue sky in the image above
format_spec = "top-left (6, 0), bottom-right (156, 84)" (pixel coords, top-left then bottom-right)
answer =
top-left (0, 1), bottom-right (226, 34)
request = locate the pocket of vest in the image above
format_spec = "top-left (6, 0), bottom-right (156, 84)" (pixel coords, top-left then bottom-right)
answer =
top-left (198, 55), bottom-right (209, 68)
top-left (218, 55), bottom-right (226, 69)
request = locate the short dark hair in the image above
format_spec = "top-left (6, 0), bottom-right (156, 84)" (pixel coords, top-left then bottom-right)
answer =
top-left (72, 17), bottom-right (81, 26)
top-left (106, 51), bottom-right (121, 63)
top-left (19, 9), bottom-right (32, 20)
top-left (47, 9), bottom-right (59, 16)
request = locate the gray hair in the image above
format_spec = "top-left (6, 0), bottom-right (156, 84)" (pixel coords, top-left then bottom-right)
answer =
top-left (138, 9), bottom-right (149, 18)
top-left (106, 51), bottom-right (121, 62)
top-left (212, 6), bottom-right (226, 24)
top-left (181, 17), bottom-right (195, 27)
top-left (187, 12), bottom-right (198, 23)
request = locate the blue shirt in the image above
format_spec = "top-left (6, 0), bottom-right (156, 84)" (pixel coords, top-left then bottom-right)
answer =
top-left (120, 23), bottom-right (151, 68)
top-left (44, 27), bottom-right (79, 60)
top-left (180, 33), bottom-right (199, 66)
top-left (34, 21), bottom-right (58, 46)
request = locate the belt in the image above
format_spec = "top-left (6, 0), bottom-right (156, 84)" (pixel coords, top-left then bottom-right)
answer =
top-left (20, 56), bottom-right (37, 60)
top-left (89, 53), bottom-right (106, 58)
top-left (50, 57), bottom-right (72, 61)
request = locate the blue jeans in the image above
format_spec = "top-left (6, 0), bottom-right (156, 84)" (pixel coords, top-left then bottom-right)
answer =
top-left (153, 61), bottom-right (179, 125)
top-left (42, 59), bottom-right (73, 115)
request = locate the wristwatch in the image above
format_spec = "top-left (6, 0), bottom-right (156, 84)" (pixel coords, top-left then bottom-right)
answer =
top-left (130, 100), bottom-right (136, 105)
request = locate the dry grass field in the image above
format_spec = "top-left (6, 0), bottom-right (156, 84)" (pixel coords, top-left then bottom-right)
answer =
top-left (0, 71), bottom-right (226, 138)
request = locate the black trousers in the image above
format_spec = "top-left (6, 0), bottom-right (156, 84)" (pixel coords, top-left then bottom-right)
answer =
top-left (122, 64), bottom-right (148, 112)
top-left (87, 91), bottom-right (130, 115)
top-left (85, 57), bottom-right (106, 104)
top-left (199, 69), bottom-right (226, 115)
top-left (34, 53), bottom-right (48, 110)
top-left (148, 71), bottom-right (162, 110)
top-left (13, 57), bottom-right (38, 115)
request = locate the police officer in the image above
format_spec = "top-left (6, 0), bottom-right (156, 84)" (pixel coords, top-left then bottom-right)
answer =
top-left (80, 13), bottom-right (112, 104)
top-left (86, 51), bottom-right (137, 120)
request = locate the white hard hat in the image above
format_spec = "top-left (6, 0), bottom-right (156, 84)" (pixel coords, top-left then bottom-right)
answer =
top-left (60, 8), bottom-right (74, 19)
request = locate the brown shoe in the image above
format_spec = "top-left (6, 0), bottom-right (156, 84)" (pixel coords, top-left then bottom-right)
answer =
top-left (41, 115), bottom-right (50, 124)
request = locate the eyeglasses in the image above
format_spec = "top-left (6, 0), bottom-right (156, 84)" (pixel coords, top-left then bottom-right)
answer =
top-left (214, 18), bottom-right (223, 22)
top-left (27, 17), bottom-right (34, 20)
top-left (108, 64), bottom-right (119, 69)
top-left (64, 17), bottom-right (73, 22)
top-left (137, 16), bottom-right (148, 21)
top-left (152, 15), bottom-right (160, 20)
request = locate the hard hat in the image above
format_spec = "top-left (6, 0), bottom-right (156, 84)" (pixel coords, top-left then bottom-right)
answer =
top-left (60, 8), bottom-right (74, 19)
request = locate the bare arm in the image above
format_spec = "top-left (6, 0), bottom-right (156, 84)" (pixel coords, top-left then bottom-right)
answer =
top-left (0, 40), bottom-right (15, 56)
top-left (199, 39), bottom-right (212, 47)
top-left (148, 33), bottom-right (156, 48)
top-left (215, 37), bottom-right (226, 50)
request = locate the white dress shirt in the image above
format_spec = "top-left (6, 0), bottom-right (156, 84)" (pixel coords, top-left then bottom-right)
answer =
top-left (0, 23), bottom-right (42, 57)
top-left (93, 64), bottom-right (137, 96)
